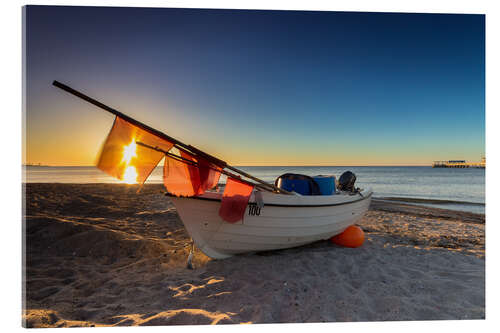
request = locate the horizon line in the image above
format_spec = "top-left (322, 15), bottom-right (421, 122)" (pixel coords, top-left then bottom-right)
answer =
top-left (23, 163), bottom-right (434, 167)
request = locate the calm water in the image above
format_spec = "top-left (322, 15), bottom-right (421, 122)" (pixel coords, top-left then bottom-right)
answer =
top-left (23, 166), bottom-right (485, 214)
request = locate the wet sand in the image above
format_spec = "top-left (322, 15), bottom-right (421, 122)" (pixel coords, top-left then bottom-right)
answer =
top-left (22, 183), bottom-right (485, 327)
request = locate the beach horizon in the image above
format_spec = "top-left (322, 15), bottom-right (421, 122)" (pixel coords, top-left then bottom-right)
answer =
top-left (23, 165), bottom-right (486, 214)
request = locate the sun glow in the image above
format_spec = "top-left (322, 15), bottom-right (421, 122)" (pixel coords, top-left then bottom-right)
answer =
top-left (122, 140), bottom-right (137, 164)
top-left (123, 165), bottom-right (138, 184)
top-left (121, 139), bottom-right (138, 184)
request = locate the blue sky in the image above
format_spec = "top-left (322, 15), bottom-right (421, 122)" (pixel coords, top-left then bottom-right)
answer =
top-left (25, 6), bottom-right (485, 165)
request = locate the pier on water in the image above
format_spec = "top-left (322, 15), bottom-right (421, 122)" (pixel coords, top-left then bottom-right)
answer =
top-left (432, 158), bottom-right (485, 168)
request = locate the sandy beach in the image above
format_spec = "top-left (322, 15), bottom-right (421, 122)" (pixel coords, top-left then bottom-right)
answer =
top-left (22, 183), bottom-right (485, 327)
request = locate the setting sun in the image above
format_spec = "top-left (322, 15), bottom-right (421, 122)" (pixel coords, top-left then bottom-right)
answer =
top-left (122, 140), bottom-right (137, 164)
top-left (121, 139), bottom-right (138, 184)
top-left (122, 165), bottom-right (138, 184)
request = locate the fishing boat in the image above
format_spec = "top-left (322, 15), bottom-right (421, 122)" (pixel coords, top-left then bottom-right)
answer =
top-left (170, 189), bottom-right (371, 259)
top-left (52, 81), bottom-right (372, 259)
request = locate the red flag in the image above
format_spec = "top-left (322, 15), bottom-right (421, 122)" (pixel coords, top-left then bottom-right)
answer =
top-left (163, 154), bottom-right (202, 197)
top-left (163, 151), bottom-right (222, 197)
top-left (219, 177), bottom-right (254, 223)
top-left (97, 117), bottom-right (174, 184)
top-left (196, 156), bottom-right (222, 191)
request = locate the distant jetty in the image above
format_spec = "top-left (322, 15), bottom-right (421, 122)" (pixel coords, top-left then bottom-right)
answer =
top-left (432, 157), bottom-right (485, 168)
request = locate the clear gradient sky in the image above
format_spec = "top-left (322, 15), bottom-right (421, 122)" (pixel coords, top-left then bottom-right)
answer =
top-left (24, 6), bottom-right (485, 166)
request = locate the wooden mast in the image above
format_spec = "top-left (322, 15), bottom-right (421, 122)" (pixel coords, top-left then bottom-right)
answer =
top-left (135, 141), bottom-right (276, 193)
top-left (52, 80), bottom-right (291, 194)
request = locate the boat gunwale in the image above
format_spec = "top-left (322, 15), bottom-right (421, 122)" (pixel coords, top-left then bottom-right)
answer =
top-left (166, 191), bottom-right (373, 208)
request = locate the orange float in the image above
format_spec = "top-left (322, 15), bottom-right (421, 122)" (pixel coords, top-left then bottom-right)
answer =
top-left (331, 225), bottom-right (365, 248)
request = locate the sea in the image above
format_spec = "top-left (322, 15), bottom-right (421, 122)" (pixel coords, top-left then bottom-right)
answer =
top-left (23, 166), bottom-right (485, 214)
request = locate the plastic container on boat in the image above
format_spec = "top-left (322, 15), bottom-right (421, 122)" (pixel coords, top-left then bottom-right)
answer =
top-left (276, 177), bottom-right (312, 195)
top-left (313, 175), bottom-right (336, 195)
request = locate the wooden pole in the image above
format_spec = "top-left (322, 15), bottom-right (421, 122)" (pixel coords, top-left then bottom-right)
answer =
top-left (136, 141), bottom-right (274, 192)
top-left (52, 80), bottom-right (291, 194)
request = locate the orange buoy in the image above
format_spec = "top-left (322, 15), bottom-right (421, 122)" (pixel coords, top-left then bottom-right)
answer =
top-left (331, 225), bottom-right (365, 248)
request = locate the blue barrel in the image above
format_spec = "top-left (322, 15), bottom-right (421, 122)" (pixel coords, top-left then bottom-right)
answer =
top-left (313, 175), bottom-right (336, 195)
top-left (277, 177), bottom-right (312, 195)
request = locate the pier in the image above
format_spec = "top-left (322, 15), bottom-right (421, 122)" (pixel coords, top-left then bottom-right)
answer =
top-left (432, 158), bottom-right (485, 168)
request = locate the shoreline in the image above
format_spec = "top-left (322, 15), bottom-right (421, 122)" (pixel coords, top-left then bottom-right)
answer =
top-left (23, 183), bottom-right (485, 326)
top-left (370, 199), bottom-right (484, 224)
top-left (377, 196), bottom-right (484, 206)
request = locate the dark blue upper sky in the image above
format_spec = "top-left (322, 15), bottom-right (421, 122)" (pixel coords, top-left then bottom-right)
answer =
top-left (25, 6), bottom-right (485, 166)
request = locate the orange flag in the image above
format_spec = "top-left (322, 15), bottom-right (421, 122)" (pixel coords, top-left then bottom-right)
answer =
top-left (163, 154), bottom-right (202, 197)
top-left (163, 151), bottom-right (222, 197)
top-left (183, 152), bottom-right (222, 192)
top-left (97, 117), bottom-right (174, 184)
top-left (219, 177), bottom-right (254, 223)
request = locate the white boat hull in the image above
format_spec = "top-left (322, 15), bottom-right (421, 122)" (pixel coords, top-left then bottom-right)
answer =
top-left (170, 188), bottom-right (372, 259)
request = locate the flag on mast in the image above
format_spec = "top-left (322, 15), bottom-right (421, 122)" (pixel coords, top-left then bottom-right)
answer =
top-left (219, 177), bottom-right (254, 223)
top-left (163, 150), bottom-right (222, 196)
top-left (97, 116), bottom-right (222, 195)
top-left (97, 117), bottom-right (174, 184)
